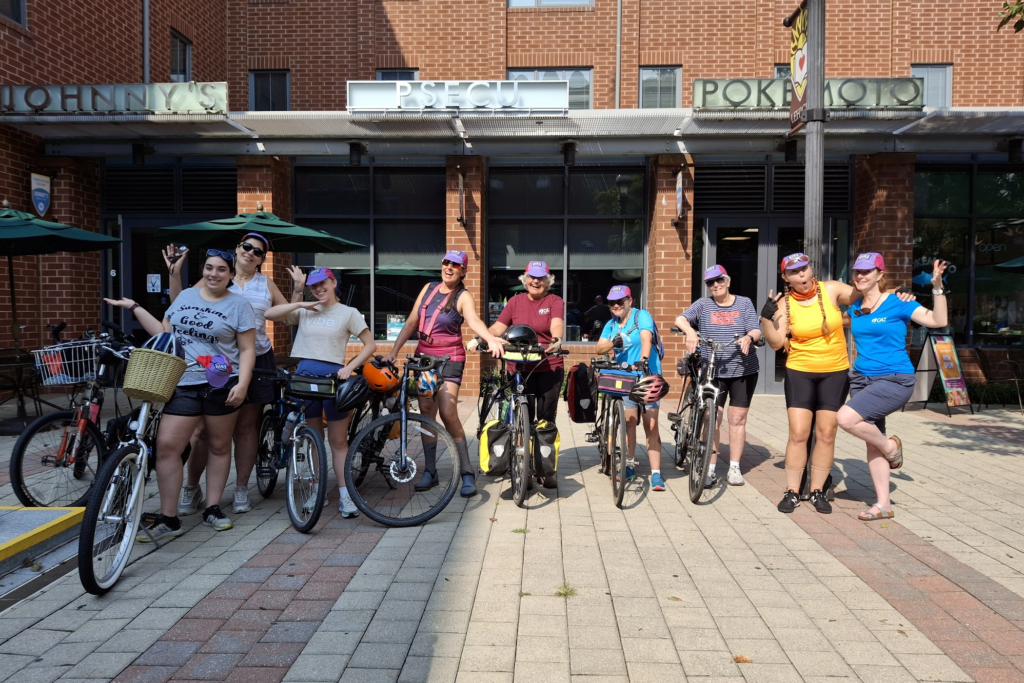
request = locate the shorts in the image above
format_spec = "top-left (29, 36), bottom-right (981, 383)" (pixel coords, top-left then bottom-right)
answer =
top-left (622, 396), bottom-right (660, 411)
top-left (846, 371), bottom-right (916, 435)
top-left (295, 359), bottom-right (350, 423)
top-left (784, 368), bottom-right (850, 412)
top-left (439, 360), bottom-right (465, 386)
top-left (164, 379), bottom-right (241, 417)
top-left (714, 373), bottom-right (758, 409)
top-left (247, 349), bottom-right (277, 405)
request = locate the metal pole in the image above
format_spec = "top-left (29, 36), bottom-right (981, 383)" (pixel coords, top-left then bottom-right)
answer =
top-left (805, 0), bottom-right (825, 277)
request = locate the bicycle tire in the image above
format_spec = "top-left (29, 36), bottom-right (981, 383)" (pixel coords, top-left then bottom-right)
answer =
top-left (597, 397), bottom-right (611, 476)
top-left (612, 400), bottom-right (628, 508)
top-left (509, 398), bottom-right (531, 508)
top-left (674, 382), bottom-right (698, 469)
top-left (78, 444), bottom-right (145, 595)
top-left (286, 425), bottom-right (328, 533)
top-left (11, 410), bottom-right (105, 508)
top-left (349, 399), bottom-right (380, 487)
top-left (688, 403), bottom-right (716, 504)
top-left (256, 408), bottom-right (279, 499)
top-left (345, 412), bottom-right (459, 527)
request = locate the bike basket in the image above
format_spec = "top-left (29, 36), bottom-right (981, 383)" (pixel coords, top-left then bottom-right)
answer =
top-left (595, 369), bottom-right (637, 397)
top-left (285, 375), bottom-right (337, 401)
top-left (122, 348), bottom-right (187, 402)
top-left (31, 339), bottom-right (103, 386)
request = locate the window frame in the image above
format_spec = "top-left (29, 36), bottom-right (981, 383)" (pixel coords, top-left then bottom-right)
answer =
top-left (910, 63), bottom-right (953, 108)
top-left (249, 70), bottom-right (290, 111)
top-left (170, 30), bottom-right (192, 83)
top-left (638, 66), bottom-right (682, 109)
top-left (774, 63), bottom-right (791, 80)
top-left (508, 0), bottom-right (594, 6)
top-left (0, 0), bottom-right (26, 27)
top-left (376, 69), bottom-right (419, 81)
top-left (506, 67), bottom-right (593, 110)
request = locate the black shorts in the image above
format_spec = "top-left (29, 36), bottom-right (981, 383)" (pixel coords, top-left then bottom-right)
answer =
top-left (714, 373), bottom-right (758, 409)
top-left (247, 349), bottom-right (277, 405)
top-left (163, 379), bottom-right (241, 417)
top-left (440, 361), bottom-right (465, 385)
top-left (784, 368), bottom-right (850, 412)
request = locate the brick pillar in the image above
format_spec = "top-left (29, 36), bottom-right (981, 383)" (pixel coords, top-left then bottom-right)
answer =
top-left (853, 153), bottom-right (916, 289)
top-left (447, 156), bottom-right (485, 397)
top-left (237, 156), bottom-right (294, 354)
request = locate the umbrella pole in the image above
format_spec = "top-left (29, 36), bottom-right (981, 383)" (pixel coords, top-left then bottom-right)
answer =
top-left (5, 254), bottom-right (28, 423)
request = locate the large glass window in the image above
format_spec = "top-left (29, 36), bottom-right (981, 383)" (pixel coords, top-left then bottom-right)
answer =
top-left (640, 67), bottom-right (681, 108)
top-left (507, 68), bottom-right (592, 109)
top-left (250, 71), bottom-right (289, 111)
top-left (170, 32), bottom-right (191, 83)
top-left (487, 168), bottom-right (646, 340)
top-left (1, 0), bottom-right (25, 25)
top-left (294, 167), bottom-right (446, 339)
top-left (377, 69), bottom-right (418, 81)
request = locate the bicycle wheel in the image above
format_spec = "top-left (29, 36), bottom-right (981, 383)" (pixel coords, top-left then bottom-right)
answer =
top-left (345, 413), bottom-right (458, 527)
top-left (286, 425), bottom-right (328, 533)
top-left (78, 444), bottom-right (145, 595)
top-left (688, 403), bottom-right (717, 504)
top-left (11, 410), bottom-right (105, 508)
top-left (349, 399), bottom-right (380, 487)
top-left (509, 399), bottom-right (531, 508)
top-left (674, 383), bottom-right (698, 469)
top-left (612, 400), bottom-right (628, 508)
top-left (596, 397), bottom-right (611, 476)
top-left (255, 408), bottom-right (280, 499)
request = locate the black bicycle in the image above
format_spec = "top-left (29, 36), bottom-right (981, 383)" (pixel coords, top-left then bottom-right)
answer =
top-left (588, 357), bottom-right (635, 508)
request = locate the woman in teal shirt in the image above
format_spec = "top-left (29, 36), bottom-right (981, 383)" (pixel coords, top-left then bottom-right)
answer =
top-left (836, 253), bottom-right (947, 521)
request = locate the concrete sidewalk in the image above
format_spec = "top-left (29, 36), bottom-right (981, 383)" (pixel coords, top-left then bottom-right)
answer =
top-left (0, 396), bottom-right (1022, 683)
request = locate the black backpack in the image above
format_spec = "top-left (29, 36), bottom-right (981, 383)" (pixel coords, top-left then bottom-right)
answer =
top-left (564, 362), bottom-right (597, 423)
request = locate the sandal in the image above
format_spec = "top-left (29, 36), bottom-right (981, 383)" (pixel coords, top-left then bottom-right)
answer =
top-left (858, 504), bottom-right (895, 521)
top-left (885, 435), bottom-right (903, 470)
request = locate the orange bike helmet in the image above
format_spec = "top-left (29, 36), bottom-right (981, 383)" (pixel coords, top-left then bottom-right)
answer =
top-left (362, 358), bottom-right (401, 393)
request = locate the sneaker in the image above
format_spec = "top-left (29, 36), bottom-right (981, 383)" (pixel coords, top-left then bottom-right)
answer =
top-left (415, 470), bottom-right (438, 491)
top-left (651, 472), bottom-right (666, 491)
top-left (727, 467), bottom-right (745, 486)
top-left (136, 515), bottom-right (185, 543)
top-left (616, 466), bottom-right (635, 482)
top-left (177, 485), bottom-right (203, 516)
top-left (778, 489), bottom-right (800, 513)
top-left (339, 497), bottom-right (359, 518)
top-left (809, 489), bottom-right (832, 514)
top-left (232, 486), bottom-right (251, 514)
top-left (202, 505), bottom-right (233, 531)
top-left (705, 472), bottom-right (718, 489)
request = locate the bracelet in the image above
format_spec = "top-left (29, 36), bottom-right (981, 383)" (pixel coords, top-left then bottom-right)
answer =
top-left (128, 303), bottom-right (140, 314)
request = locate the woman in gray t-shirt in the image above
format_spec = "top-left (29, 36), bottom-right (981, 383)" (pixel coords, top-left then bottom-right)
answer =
top-left (106, 250), bottom-right (256, 541)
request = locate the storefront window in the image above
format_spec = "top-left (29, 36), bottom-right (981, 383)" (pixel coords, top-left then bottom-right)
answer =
top-left (976, 170), bottom-right (1024, 216)
top-left (914, 169), bottom-right (969, 215)
top-left (912, 218), bottom-right (970, 345)
top-left (507, 69), bottom-right (592, 109)
top-left (973, 218), bottom-right (1024, 346)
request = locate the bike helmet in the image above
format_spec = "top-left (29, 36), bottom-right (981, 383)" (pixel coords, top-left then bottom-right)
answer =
top-left (502, 324), bottom-right (538, 346)
top-left (362, 359), bottom-right (400, 393)
top-left (416, 369), bottom-right (439, 398)
top-left (335, 375), bottom-right (370, 413)
top-left (142, 332), bottom-right (184, 359)
top-left (629, 374), bottom-right (671, 405)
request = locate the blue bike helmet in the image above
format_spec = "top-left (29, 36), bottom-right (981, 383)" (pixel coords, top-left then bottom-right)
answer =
top-left (142, 332), bottom-right (184, 359)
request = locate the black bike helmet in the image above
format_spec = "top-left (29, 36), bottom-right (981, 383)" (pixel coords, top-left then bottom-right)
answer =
top-left (502, 324), bottom-right (538, 346)
top-left (335, 375), bottom-right (370, 413)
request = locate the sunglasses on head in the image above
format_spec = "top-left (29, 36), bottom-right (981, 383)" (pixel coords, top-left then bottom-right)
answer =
top-left (705, 276), bottom-right (726, 286)
top-left (783, 253), bottom-right (810, 268)
top-left (206, 249), bottom-right (235, 262)
top-left (238, 242), bottom-right (266, 258)
top-left (441, 259), bottom-right (464, 269)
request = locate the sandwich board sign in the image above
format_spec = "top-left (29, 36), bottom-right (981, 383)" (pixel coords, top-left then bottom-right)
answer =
top-left (908, 333), bottom-right (973, 416)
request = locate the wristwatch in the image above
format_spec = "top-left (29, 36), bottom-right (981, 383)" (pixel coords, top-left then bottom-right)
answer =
top-left (932, 288), bottom-right (945, 296)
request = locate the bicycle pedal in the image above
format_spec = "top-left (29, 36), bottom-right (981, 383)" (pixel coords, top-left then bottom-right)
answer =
top-left (667, 412), bottom-right (681, 423)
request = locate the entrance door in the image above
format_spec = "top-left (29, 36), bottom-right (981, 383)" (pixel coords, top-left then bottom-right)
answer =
top-left (704, 217), bottom-right (806, 394)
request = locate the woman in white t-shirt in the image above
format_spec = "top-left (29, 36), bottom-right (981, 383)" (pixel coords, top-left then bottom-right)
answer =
top-left (266, 267), bottom-right (376, 518)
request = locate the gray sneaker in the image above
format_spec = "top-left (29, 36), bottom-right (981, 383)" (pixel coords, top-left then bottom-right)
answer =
top-left (136, 516), bottom-right (185, 544)
top-left (203, 505), bottom-right (233, 531)
top-left (177, 485), bottom-right (203, 516)
top-left (727, 467), bottom-right (745, 486)
top-left (232, 486), bottom-right (251, 514)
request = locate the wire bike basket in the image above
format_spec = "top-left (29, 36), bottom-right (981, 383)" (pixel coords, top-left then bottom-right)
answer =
top-left (122, 348), bottom-right (187, 403)
top-left (31, 339), bottom-right (104, 385)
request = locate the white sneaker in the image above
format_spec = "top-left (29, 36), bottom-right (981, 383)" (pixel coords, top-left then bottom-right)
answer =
top-left (232, 486), bottom-right (251, 514)
top-left (177, 485), bottom-right (203, 516)
top-left (705, 472), bottom-right (718, 489)
top-left (339, 497), bottom-right (359, 518)
top-left (727, 467), bottom-right (745, 486)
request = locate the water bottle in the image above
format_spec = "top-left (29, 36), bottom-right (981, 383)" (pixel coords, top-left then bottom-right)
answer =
top-left (282, 411), bottom-right (298, 442)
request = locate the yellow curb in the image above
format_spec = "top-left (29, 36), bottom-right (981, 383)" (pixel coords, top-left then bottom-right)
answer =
top-left (0, 507), bottom-right (85, 563)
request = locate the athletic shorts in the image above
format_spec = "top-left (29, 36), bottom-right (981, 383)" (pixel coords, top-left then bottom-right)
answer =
top-left (846, 371), bottom-right (916, 435)
top-left (784, 368), bottom-right (850, 412)
top-left (164, 380), bottom-right (241, 417)
top-left (247, 349), bottom-right (276, 405)
top-left (295, 359), bottom-right (350, 423)
top-left (714, 373), bottom-right (758, 409)
top-left (439, 361), bottom-right (465, 386)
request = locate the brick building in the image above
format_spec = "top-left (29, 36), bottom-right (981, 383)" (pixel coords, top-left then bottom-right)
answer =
top-left (2, 0), bottom-right (1023, 406)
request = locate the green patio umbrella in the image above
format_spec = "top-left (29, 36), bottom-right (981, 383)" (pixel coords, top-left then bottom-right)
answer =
top-left (155, 205), bottom-right (363, 254)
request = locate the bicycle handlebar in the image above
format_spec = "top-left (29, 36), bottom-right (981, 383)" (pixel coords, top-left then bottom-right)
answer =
top-left (670, 325), bottom-right (765, 350)
top-left (472, 337), bottom-right (568, 357)
top-left (591, 358), bottom-right (632, 371)
top-left (406, 353), bottom-right (449, 373)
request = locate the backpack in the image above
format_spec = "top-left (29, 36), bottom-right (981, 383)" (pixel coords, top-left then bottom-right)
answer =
top-left (532, 420), bottom-right (560, 477)
top-left (478, 419), bottom-right (511, 476)
top-left (564, 362), bottom-right (597, 423)
top-left (623, 309), bottom-right (665, 361)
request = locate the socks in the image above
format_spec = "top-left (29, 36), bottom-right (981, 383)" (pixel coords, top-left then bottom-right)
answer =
top-left (729, 462), bottom-right (740, 469)
top-left (652, 469), bottom-right (660, 476)
top-left (422, 442), bottom-right (437, 475)
top-left (454, 439), bottom-right (473, 477)
top-left (163, 515), bottom-right (181, 530)
top-left (338, 487), bottom-right (351, 502)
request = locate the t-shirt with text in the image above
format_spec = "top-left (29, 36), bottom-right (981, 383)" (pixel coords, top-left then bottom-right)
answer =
top-left (164, 288), bottom-right (256, 386)
top-left (286, 302), bottom-right (369, 366)
top-left (496, 293), bottom-right (565, 373)
top-left (682, 295), bottom-right (760, 378)
top-left (849, 294), bottom-right (921, 376)
top-left (600, 309), bottom-right (663, 376)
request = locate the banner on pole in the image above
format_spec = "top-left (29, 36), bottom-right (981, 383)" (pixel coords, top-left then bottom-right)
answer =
top-left (30, 172), bottom-right (51, 217)
top-left (788, 3), bottom-right (809, 135)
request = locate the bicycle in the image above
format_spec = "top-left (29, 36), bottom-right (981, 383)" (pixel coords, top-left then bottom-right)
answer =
top-left (587, 357), bottom-right (636, 508)
top-left (253, 367), bottom-right (334, 533)
top-left (343, 353), bottom-right (461, 527)
top-left (10, 321), bottom-right (131, 508)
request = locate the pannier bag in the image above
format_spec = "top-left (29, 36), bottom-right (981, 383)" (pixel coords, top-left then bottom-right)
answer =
top-left (564, 362), bottom-right (597, 423)
top-left (478, 419), bottom-right (512, 476)
top-left (596, 369), bottom-right (637, 397)
top-left (532, 420), bottom-right (560, 477)
top-left (285, 375), bottom-right (337, 401)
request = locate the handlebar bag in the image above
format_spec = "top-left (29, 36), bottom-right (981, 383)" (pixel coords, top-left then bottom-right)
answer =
top-left (564, 362), bottom-right (597, 423)
top-left (501, 350), bottom-right (544, 363)
top-left (478, 419), bottom-right (511, 476)
top-left (286, 375), bottom-right (337, 401)
top-left (596, 369), bottom-right (637, 397)
top-left (532, 419), bottom-right (560, 477)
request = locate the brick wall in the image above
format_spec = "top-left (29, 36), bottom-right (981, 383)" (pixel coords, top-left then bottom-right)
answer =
top-left (853, 153), bottom-right (916, 290)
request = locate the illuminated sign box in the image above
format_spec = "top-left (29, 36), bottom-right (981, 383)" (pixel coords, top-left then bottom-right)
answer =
top-left (348, 80), bottom-right (569, 111)
top-left (693, 78), bottom-right (924, 110)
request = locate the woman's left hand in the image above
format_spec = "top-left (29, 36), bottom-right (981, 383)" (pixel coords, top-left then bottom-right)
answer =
top-left (336, 366), bottom-right (353, 380)
top-left (485, 337), bottom-right (505, 359)
top-left (225, 383), bottom-right (247, 408)
top-left (931, 259), bottom-right (948, 290)
top-left (738, 335), bottom-right (752, 356)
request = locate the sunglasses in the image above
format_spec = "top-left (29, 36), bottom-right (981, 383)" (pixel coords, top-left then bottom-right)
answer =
top-left (238, 242), bottom-right (266, 258)
top-left (206, 249), bottom-right (235, 262)
top-left (783, 253), bottom-right (810, 268)
top-left (705, 276), bottom-right (727, 286)
top-left (608, 298), bottom-right (629, 307)
top-left (441, 259), bottom-right (464, 269)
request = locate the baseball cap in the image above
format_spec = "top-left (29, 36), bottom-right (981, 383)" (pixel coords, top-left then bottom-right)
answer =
top-left (197, 354), bottom-right (233, 388)
top-left (852, 252), bottom-right (885, 271)
top-left (525, 261), bottom-right (549, 278)
top-left (305, 267), bottom-right (335, 286)
top-left (607, 285), bottom-right (632, 301)
top-left (781, 252), bottom-right (810, 272)
top-left (704, 264), bottom-right (728, 282)
top-left (242, 232), bottom-right (270, 251)
top-left (442, 249), bottom-right (468, 268)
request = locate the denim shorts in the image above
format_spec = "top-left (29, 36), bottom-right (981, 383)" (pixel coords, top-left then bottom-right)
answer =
top-left (622, 396), bottom-right (660, 411)
top-left (846, 371), bottom-right (916, 435)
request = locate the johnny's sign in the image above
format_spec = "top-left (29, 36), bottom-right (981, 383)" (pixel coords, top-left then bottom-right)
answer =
top-left (1, 83), bottom-right (228, 114)
top-left (694, 78), bottom-right (924, 110)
